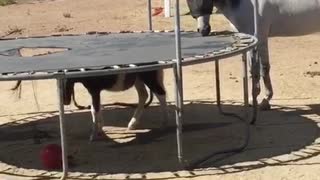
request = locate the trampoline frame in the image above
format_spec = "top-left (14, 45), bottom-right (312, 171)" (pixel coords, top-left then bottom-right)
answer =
top-left (0, 0), bottom-right (260, 179)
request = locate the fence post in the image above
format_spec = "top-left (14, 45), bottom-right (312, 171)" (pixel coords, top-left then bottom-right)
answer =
top-left (164, 0), bottom-right (171, 17)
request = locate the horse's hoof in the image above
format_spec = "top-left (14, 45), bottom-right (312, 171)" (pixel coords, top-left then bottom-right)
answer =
top-left (199, 25), bottom-right (211, 36)
top-left (259, 98), bottom-right (271, 111)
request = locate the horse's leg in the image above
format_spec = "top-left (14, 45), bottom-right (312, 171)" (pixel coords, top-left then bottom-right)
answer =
top-left (127, 79), bottom-right (148, 130)
top-left (249, 46), bottom-right (261, 124)
top-left (258, 38), bottom-right (273, 110)
top-left (186, 0), bottom-right (213, 36)
top-left (154, 92), bottom-right (169, 127)
top-left (89, 90), bottom-right (104, 141)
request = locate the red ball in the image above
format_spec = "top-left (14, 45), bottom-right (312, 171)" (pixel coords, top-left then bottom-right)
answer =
top-left (40, 144), bottom-right (62, 169)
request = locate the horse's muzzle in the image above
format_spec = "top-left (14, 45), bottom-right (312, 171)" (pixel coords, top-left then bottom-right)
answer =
top-left (198, 24), bottom-right (211, 36)
top-left (197, 15), bottom-right (211, 36)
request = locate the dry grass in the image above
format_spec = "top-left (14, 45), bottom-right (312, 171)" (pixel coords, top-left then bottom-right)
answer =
top-left (63, 12), bottom-right (72, 18)
top-left (54, 25), bottom-right (72, 32)
top-left (1, 26), bottom-right (24, 37)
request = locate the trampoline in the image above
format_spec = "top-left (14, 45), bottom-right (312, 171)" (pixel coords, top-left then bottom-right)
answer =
top-left (0, 1), bottom-right (259, 180)
top-left (0, 31), bottom-right (256, 79)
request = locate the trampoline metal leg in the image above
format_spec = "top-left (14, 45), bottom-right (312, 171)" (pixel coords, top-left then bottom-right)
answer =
top-left (173, 65), bottom-right (184, 165)
top-left (242, 53), bottom-right (249, 114)
top-left (186, 57), bottom-right (251, 168)
top-left (214, 60), bottom-right (222, 112)
top-left (57, 79), bottom-right (69, 180)
top-left (147, 0), bottom-right (152, 30)
top-left (173, 0), bottom-right (184, 166)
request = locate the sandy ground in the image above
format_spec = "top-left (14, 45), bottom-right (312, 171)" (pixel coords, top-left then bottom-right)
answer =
top-left (1, 0), bottom-right (320, 179)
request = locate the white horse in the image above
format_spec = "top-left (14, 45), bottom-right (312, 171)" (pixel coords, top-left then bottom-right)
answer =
top-left (187, 0), bottom-right (320, 110)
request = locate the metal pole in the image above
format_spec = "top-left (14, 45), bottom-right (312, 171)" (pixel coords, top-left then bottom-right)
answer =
top-left (214, 60), bottom-right (222, 112)
top-left (253, 0), bottom-right (258, 37)
top-left (147, 0), bottom-right (153, 30)
top-left (173, 0), bottom-right (184, 164)
top-left (57, 79), bottom-right (68, 180)
top-left (164, 0), bottom-right (171, 17)
top-left (187, 55), bottom-right (251, 168)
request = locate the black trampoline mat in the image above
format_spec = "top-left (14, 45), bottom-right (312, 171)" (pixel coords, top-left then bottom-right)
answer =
top-left (0, 32), bottom-right (237, 74)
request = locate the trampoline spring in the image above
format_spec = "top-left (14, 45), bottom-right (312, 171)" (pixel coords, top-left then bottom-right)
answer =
top-left (87, 31), bottom-right (98, 35)
top-left (112, 65), bottom-right (121, 69)
top-left (51, 33), bottom-right (63, 37)
top-left (153, 30), bottom-right (162, 33)
top-left (119, 30), bottom-right (134, 33)
top-left (97, 32), bottom-right (110, 35)
top-left (158, 61), bottom-right (166, 64)
top-left (133, 30), bottom-right (144, 33)
top-left (230, 46), bottom-right (240, 50)
top-left (205, 53), bottom-right (215, 57)
top-left (240, 39), bottom-right (255, 43)
top-left (195, 55), bottom-right (205, 58)
top-left (62, 33), bottom-right (79, 36)
top-left (219, 49), bottom-right (229, 52)
top-left (182, 57), bottom-right (195, 61)
top-left (32, 35), bottom-right (48, 39)
top-left (128, 64), bottom-right (137, 67)
top-left (215, 50), bottom-right (225, 54)
top-left (235, 43), bottom-right (250, 47)
top-left (237, 33), bottom-right (250, 38)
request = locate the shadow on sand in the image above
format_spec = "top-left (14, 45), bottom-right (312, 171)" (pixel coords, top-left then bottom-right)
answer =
top-left (0, 101), bottom-right (319, 179)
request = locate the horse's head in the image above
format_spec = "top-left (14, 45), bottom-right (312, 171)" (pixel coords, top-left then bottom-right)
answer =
top-left (186, 0), bottom-right (241, 36)
top-left (186, 0), bottom-right (213, 36)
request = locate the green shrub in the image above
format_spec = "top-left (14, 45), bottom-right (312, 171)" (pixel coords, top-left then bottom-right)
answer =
top-left (0, 0), bottom-right (16, 6)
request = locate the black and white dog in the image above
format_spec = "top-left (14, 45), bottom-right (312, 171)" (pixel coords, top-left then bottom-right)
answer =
top-left (63, 70), bottom-right (168, 141)
top-left (13, 70), bottom-right (168, 141)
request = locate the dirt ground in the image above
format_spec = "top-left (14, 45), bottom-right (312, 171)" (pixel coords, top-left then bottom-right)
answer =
top-left (1, 0), bottom-right (320, 179)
